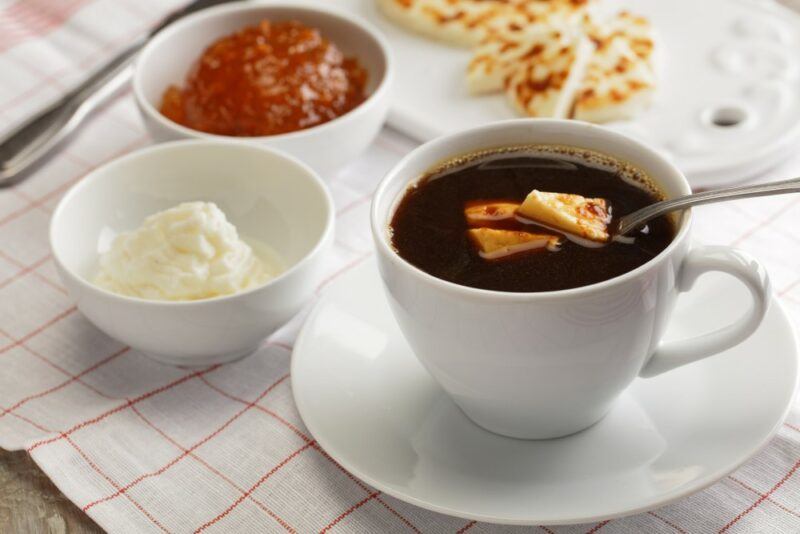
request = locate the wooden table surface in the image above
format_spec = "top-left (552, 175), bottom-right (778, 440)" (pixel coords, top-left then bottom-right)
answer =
top-left (0, 449), bottom-right (101, 533)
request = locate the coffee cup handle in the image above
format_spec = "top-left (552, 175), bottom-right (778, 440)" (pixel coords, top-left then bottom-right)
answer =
top-left (639, 246), bottom-right (771, 378)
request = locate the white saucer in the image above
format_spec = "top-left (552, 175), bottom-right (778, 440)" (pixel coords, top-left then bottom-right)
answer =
top-left (291, 259), bottom-right (798, 525)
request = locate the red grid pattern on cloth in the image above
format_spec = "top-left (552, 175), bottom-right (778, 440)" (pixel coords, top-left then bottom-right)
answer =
top-left (0, 0), bottom-right (95, 53)
top-left (0, 1), bottom-right (798, 533)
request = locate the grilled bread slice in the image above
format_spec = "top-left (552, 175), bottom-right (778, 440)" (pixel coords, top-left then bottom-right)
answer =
top-left (377, 0), bottom-right (595, 48)
top-left (379, 0), bottom-right (656, 123)
top-left (468, 21), bottom-right (577, 94)
top-left (376, 0), bottom-right (511, 47)
top-left (504, 34), bottom-right (595, 118)
top-left (573, 12), bottom-right (657, 123)
top-left (466, 0), bottom-right (597, 93)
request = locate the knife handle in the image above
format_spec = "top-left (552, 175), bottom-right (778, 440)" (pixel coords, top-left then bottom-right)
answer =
top-left (0, 38), bottom-right (143, 187)
top-left (0, 0), bottom-right (240, 187)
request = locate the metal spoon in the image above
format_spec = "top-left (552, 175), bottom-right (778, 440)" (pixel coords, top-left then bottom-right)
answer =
top-left (615, 177), bottom-right (800, 237)
top-left (0, 0), bottom-right (237, 188)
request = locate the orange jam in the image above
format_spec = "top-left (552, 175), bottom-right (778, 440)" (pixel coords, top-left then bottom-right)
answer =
top-left (159, 20), bottom-right (368, 137)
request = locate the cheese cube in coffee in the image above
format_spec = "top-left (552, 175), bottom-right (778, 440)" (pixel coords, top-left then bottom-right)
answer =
top-left (468, 228), bottom-right (562, 260)
top-left (517, 190), bottom-right (610, 242)
top-left (464, 202), bottom-right (520, 225)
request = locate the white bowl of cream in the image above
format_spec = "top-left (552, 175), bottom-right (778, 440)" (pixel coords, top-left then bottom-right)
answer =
top-left (50, 140), bottom-right (333, 366)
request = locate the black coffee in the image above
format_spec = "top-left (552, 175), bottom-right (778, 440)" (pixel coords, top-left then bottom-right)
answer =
top-left (389, 145), bottom-right (675, 293)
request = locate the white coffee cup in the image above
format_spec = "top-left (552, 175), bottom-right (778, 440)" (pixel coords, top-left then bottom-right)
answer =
top-left (371, 119), bottom-right (771, 440)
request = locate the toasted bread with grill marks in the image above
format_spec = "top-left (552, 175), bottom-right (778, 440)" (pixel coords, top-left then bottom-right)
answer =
top-left (504, 33), bottom-right (595, 118)
top-left (573, 11), bottom-right (657, 123)
top-left (377, 0), bottom-right (595, 48)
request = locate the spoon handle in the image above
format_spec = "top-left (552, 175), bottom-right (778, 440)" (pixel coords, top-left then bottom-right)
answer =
top-left (616, 177), bottom-right (800, 236)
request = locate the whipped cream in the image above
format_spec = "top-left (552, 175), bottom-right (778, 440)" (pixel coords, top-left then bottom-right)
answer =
top-left (95, 202), bottom-right (282, 301)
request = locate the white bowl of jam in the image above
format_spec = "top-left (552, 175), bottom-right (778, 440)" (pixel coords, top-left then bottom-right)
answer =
top-left (133, 1), bottom-right (393, 177)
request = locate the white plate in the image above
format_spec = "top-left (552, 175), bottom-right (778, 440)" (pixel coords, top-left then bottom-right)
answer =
top-left (330, 0), bottom-right (800, 188)
top-left (292, 259), bottom-right (798, 525)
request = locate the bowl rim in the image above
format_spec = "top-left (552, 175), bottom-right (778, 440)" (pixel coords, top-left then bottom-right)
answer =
top-left (132, 0), bottom-right (394, 142)
top-left (50, 139), bottom-right (335, 307)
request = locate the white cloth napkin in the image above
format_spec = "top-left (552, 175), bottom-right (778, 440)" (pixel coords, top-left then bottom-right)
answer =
top-left (0, 1), bottom-right (798, 532)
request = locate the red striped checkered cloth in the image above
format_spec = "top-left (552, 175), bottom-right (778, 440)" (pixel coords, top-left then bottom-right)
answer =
top-left (0, 1), bottom-right (798, 532)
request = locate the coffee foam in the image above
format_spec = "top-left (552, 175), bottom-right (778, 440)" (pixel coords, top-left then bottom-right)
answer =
top-left (421, 144), bottom-right (666, 201)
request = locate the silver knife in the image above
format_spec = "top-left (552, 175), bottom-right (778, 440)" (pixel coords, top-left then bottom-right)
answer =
top-left (0, 0), bottom-right (240, 187)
